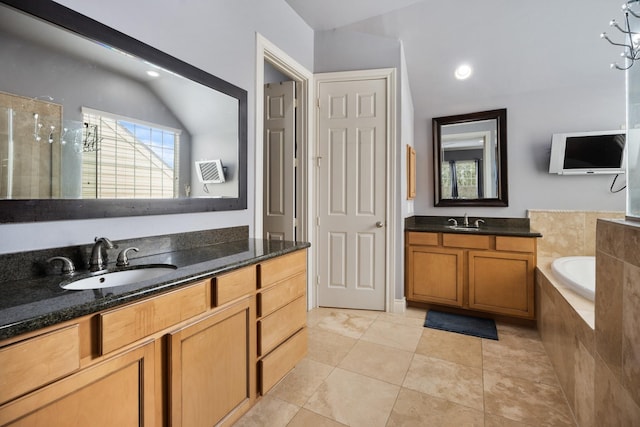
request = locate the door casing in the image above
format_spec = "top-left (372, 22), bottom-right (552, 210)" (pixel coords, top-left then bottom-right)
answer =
top-left (255, 34), bottom-right (397, 312)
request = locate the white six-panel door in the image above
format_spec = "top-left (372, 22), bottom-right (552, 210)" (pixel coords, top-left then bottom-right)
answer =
top-left (263, 81), bottom-right (296, 241)
top-left (317, 77), bottom-right (387, 310)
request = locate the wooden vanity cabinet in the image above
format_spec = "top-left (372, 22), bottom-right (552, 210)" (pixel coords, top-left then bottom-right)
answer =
top-left (0, 340), bottom-right (156, 427)
top-left (406, 231), bottom-right (536, 319)
top-left (257, 250), bottom-right (307, 394)
top-left (0, 249), bottom-right (308, 426)
top-left (168, 295), bottom-right (255, 427)
top-left (406, 232), bottom-right (464, 307)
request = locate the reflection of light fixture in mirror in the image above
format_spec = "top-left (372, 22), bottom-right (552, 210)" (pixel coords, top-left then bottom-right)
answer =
top-left (48, 125), bottom-right (55, 143)
top-left (601, 0), bottom-right (640, 70)
top-left (33, 113), bottom-right (42, 141)
top-left (146, 70), bottom-right (160, 77)
top-left (454, 64), bottom-right (472, 80)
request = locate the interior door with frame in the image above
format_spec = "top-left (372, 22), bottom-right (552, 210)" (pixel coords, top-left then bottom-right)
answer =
top-left (316, 75), bottom-right (387, 310)
top-left (263, 81), bottom-right (296, 241)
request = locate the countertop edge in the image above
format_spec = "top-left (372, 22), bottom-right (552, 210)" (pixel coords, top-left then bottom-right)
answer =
top-left (0, 242), bottom-right (310, 341)
top-left (405, 225), bottom-right (542, 238)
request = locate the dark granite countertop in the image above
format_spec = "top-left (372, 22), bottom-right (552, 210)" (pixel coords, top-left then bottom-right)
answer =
top-left (405, 216), bottom-right (542, 238)
top-left (0, 238), bottom-right (309, 341)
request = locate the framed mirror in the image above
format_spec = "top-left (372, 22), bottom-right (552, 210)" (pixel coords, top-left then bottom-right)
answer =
top-left (433, 109), bottom-right (508, 207)
top-left (0, 0), bottom-right (247, 222)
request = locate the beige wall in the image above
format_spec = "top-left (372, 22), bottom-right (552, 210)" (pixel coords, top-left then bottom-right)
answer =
top-left (528, 210), bottom-right (625, 258)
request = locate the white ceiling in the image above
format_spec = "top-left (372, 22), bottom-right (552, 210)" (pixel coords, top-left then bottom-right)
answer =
top-left (285, 0), bottom-right (625, 118)
top-left (284, 0), bottom-right (424, 31)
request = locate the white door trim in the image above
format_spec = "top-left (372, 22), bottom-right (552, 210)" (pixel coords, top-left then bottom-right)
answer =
top-left (255, 33), bottom-right (316, 308)
top-left (314, 68), bottom-right (397, 312)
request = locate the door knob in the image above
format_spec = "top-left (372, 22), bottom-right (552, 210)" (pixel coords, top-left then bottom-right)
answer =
top-left (375, 221), bottom-right (384, 228)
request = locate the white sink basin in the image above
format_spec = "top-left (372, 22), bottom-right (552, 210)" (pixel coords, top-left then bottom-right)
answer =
top-left (61, 265), bottom-right (177, 290)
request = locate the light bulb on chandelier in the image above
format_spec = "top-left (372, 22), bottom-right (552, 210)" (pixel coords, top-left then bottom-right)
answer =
top-left (601, 0), bottom-right (640, 70)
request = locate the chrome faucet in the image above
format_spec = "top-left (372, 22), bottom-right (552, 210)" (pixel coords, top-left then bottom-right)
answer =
top-left (89, 237), bottom-right (116, 272)
top-left (47, 256), bottom-right (75, 274)
top-left (463, 213), bottom-right (469, 227)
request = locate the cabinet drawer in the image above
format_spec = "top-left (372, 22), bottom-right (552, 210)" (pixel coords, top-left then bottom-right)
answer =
top-left (406, 232), bottom-right (438, 246)
top-left (442, 233), bottom-right (491, 249)
top-left (258, 272), bottom-right (306, 318)
top-left (214, 266), bottom-right (256, 306)
top-left (260, 250), bottom-right (306, 289)
top-left (495, 236), bottom-right (536, 253)
top-left (0, 325), bottom-right (80, 405)
top-left (100, 280), bottom-right (209, 354)
top-left (258, 296), bottom-right (306, 356)
top-left (259, 327), bottom-right (307, 394)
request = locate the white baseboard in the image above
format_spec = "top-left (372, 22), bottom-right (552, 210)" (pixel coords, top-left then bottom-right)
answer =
top-left (393, 297), bottom-right (406, 313)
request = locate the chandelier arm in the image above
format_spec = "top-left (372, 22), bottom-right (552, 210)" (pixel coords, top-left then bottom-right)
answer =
top-left (602, 33), bottom-right (633, 49)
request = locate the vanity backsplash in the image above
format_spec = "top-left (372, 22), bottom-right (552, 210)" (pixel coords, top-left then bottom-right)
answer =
top-left (0, 226), bottom-right (249, 284)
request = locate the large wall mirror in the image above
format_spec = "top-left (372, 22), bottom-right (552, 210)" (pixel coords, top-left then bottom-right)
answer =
top-left (433, 109), bottom-right (508, 207)
top-left (0, 0), bottom-right (247, 222)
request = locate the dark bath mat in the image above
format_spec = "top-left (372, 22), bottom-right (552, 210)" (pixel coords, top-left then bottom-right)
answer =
top-left (424, 310), bottom-right (498, 340)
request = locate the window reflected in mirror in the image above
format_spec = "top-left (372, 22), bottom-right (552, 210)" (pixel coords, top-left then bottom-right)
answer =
top-left (433, 109), bottom-right (508, 207)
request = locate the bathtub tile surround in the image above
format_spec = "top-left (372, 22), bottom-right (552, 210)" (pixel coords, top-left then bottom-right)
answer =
top-left (528, 209), bottom-right (624, 258)
top-left (595, 251), bottom-right (624, 381)
top-left (537, 218), bottom-right (640, 426)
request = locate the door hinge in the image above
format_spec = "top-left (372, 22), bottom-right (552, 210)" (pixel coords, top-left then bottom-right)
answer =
top-left (293, 97), bottom-right (298, 108)
top-left (316, 98), bottom-right (320, 109)
top-left (316, 217), bottom-right (320, 226)
top-left (316, 275), bottom-right (320, 286)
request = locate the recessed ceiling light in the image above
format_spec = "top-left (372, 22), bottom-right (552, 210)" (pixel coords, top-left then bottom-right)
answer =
top-left (146, 70), bottom-right (160, 77)
top-left (454, 64), bottom-right (472, 80)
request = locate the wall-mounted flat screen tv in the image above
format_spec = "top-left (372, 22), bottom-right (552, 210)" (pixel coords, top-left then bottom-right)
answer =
top-left (549, 130), bottom-right (626, 175)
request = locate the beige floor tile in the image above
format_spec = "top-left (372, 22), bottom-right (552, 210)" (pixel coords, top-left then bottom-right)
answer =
top-left (329, 307), bottom-right (382, 319)
top-left (403, 353), bottom-right (484, 410)
top-left (233, 395), bottom-right (299, 427)
top-left (484, 413), bottom-right (536, 426)
top-left (286, 408), bottom-right (348, 427)
top-left (306, 307), bottom-right (336, 327)
top-left (482, 336), bottom-right (559, 386)
top-left (360, 318), bottom-right (423, 352)
top-left (307, 327), bottom-right (357, 366)
top-left (269, 358), bottom-right (334, 406)
top-left (416, 327), bottom-right (483, 368)
top-left (483, 370), bottom-right (574, 426)
top-left (314, 310), bottom-right (377, 339)
top-left (338, 340), bottom-right (413, 385)
top-left (495, 322), bottom-right (540, 341)
top-left (304, 367), bottom-right (400, 427)
top-left (404, 306), bottom-right (428, 319)
top-left (376, 311), bottom-right (426, 327)
top-left (386, 387), bottom-right (484, 427)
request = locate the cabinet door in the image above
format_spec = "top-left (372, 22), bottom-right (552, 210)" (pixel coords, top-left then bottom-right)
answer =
top-left (406, 245), bottom-right (464, 306)
top-left (168, 296), bottom-right (255, 427)
top-left (468, 251), bottom-right (535, 318)
top-left (0, 341), bottom-right (155, 427)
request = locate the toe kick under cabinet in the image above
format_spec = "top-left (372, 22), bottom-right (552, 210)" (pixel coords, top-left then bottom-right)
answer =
top-left (405, 231), bottom-right (536, 319)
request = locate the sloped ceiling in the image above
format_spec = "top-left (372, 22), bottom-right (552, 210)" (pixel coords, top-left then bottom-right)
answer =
top-left (286, 0), bottom-right (625, 116)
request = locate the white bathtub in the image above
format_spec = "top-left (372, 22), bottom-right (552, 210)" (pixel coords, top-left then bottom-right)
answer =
top-left (551, 256), bottom-right (595, 301)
